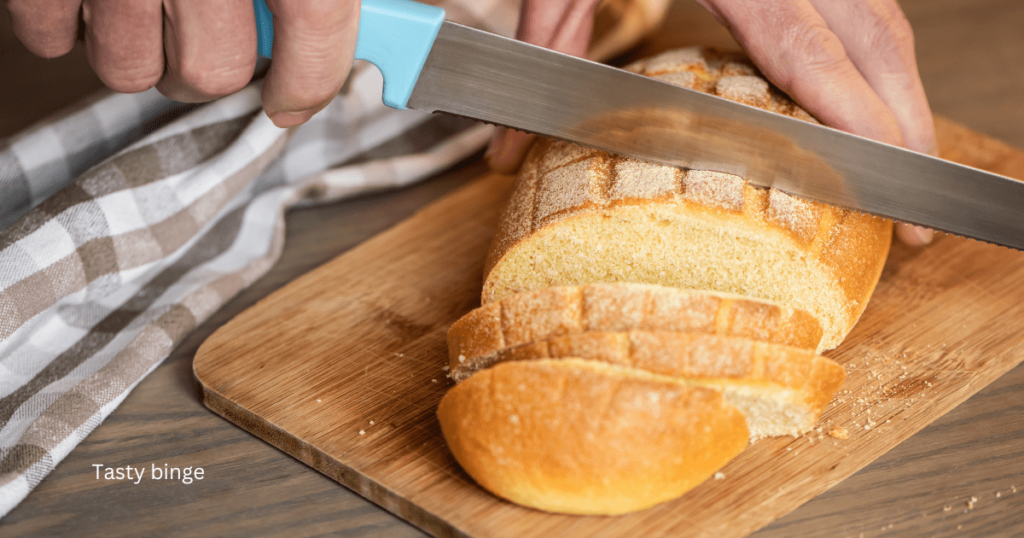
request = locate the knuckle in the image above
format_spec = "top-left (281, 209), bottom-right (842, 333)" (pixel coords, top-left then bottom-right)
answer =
top-left (276, 0), bottom-right (349, 26)
top-left (90, 48), bottom-right (163, 93)
top-left (100, 67), bottom-right (162, 94)
top-left (880, 2), bottom-right (916, 44)
top-left (280, 81), bottom-right (337, 111)
top-left (865, 7), bottom-right (916, 65)
top-left (25, 34), bottom-right (76, 58)
top-left (779, 23), bottom-right (847, 85)
top-left (8, 21), bottom-right (76, 58)
top-left (173, 58), bottom-right (253, 99)
top-left (7, 0), bottom-right (77, 57)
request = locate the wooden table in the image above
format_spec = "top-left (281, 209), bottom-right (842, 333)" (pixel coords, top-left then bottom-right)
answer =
top-left (2, 1), bottom-right (1023, 536)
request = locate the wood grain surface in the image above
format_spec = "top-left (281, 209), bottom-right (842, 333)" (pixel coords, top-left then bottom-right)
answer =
top-left (2, 1), bottom-right (1024, 537)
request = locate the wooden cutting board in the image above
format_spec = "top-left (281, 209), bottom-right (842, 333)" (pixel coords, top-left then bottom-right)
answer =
top-left (193, 117), bottom-right (1024, 538)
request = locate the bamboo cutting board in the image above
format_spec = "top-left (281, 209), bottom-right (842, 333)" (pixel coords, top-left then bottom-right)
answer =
top-left (194, 117), bottom-right (1024, 538)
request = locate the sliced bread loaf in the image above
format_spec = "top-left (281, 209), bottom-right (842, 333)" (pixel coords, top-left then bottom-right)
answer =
top-left (437, 358), bottom-right (749, 515)
top-left (448, 283), bottom-right (825, 375)
top-left (451, 330), bottom-right (844, 438)
top-left (481, 47), bottom-right (892, 350)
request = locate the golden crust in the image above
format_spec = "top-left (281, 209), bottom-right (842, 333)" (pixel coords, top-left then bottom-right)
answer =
top-left (481, 47), bottom-right (892, 350)
top-left (448, 283), bottom-right (824, 373)
top-left (449, 331), bottom-right (845, 438)
top-left (436, 359), bottom-right (749, 515)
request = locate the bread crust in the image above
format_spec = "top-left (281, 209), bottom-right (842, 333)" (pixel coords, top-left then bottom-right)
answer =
top-left (437, 359), bottom-right (749, 515)
top-left (453, 331), bottom-right (841, 406)
top-left (481, 47), bottom-right (892, 350)
top-left (448, 283), bottom-right (824, 373)
top-left (449, 330), bottom-right (845, 438)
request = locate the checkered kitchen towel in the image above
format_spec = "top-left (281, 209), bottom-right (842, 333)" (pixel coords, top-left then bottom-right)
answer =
top-left (0, 0), bottom-right (669, 517)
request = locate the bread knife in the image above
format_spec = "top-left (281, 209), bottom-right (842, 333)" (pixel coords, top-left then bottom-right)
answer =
top-left (252, 0), bottom-right (1024, 250)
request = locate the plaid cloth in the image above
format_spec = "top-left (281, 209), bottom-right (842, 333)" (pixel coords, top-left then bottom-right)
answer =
top-left (0, 0), bottom-right (668, 518)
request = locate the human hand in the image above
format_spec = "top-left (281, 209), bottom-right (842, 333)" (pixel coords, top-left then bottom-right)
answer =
top-left (484, 0), bottom-right (603, 175)
top-left (488, 0), bottom-right (935, 246)
top-left (5, 0), bottom-right (359, 128)
top-left (695, 0), bottom-right (935, 245)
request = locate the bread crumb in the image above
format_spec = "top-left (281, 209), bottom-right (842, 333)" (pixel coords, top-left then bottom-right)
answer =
top-left (359, 430), bottom-right (365, 435)
top-left (996, 492), bottom-right (1001, 498)
top-left (943, 505), bottom-right (952, 512)
top-left (432, 379), bottom-right (438, 383)
top-left (829, 427), bottom-right (848, 440)
top-left (369, 420), bottom-right (375, 425)
top-left (786, 447), bottom-right (792, 451)
top-left (458, 355), bottom-right (466, 363)
top-left (714, 472), bottom-right (725, 480)
top-left (441, 365), bottom-right (449, 371)
top-left (316, 399), bottom-right (321, 403)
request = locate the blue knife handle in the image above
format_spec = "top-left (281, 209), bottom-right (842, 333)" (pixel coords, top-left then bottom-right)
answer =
top-left (252, 0), bottom-right (445, 109)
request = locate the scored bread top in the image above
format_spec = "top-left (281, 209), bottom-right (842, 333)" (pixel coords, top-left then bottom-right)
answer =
top-left (481, 47), bottom-right (892, 349)
top-left (484, 48), bottom-right (832, 278)
top-left (448, 283), bottom-right (824, 374)
top-left (450, 330), bottom-right (845, 419)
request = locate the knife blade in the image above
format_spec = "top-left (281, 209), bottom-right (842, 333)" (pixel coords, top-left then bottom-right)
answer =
top-left (252, 0), bottom-right (1024, 249)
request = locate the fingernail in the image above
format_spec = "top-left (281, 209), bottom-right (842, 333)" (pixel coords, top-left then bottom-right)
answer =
top-left (269, 110), bottom-right (313, 128)
top-left (913, 225), bottom-right (934, 245)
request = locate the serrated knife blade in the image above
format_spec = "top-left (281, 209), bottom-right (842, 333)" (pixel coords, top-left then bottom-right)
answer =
top-left (409, 22), bottom-right (1024, 249)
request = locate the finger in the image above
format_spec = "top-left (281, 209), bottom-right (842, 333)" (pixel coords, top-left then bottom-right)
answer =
top-left (81, 0), bottom-right (164, 93)
top-left (486, 129), bottom-right (535, 174)
top-left (487, 0), bottom-right (601, 173)
top-left (157, 0), bottom-right (256, 102)
top-left (895, 222), bottom-right (934, 246)
top-left (261, 0), bottom-right (358, 128)
top-left (517, 0), bottom-right (603, 55)
top-left (699, 0), bottom-right (905, 148)
top-left (7, 0), bottom-right (82, 58)
top-left (809, 0), bottom-right (936, 155)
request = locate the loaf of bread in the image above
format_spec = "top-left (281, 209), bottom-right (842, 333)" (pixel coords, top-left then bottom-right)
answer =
top-left (452, 330), bottom-right (844, 439)
top-left (448, 282), bottom-right (825, 377)
top-left (437, 46), bottom-right (889, 516)
top-left (437, 358), bottom-right (749, 515)
top-left (481, 48), bottom-right (892, 350)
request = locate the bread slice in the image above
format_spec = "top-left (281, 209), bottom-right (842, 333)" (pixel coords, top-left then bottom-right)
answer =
top-left (481, 47), bottom-right (892, 350)
top-left (451, 330), bottom-right (844, 438)
top-left (437, 358), bottom-right (749, 515)
top-left (448, 283), bottom-right (824, 375)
